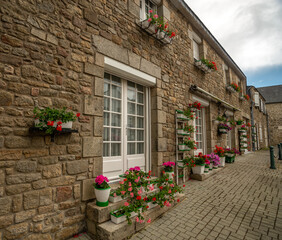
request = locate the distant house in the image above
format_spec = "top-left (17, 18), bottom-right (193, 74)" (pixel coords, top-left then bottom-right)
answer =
top-left (257, 85), bottom-right (282, 146)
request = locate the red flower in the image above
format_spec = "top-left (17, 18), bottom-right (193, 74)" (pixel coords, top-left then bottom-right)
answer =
top-left (56, 125), bottom-right (62, 131)
top-left (146, 206), bottom-right (149, 209)
top-left (183, 185), bottom-right (186, 187)
top-left (152, 197), bottom-right (156, 201)
top-left (159, 186), bottom-right (163, 190)
top-left (177, 199), bottom-right (180, 202)
top-left (57, 121), bottom-right (62, 125)
top-left (124, 179), bottom-right (127, 181)
top-left (76, 113), bottom-right (80, 117)
top-left (47, 121), bottom-right (54, 126)
top-left (136, 196), bottom-right (141, 200)
top-left (165, 179), bottom-right (168, 181)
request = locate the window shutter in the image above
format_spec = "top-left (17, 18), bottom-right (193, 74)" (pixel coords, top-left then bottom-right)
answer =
top-left (254, 92), bottom-right (259, 107)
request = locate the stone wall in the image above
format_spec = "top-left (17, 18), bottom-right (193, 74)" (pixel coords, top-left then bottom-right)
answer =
top-left (0, 0), bottom-right (256, 239)
top-left (267, 103), bottom-right (282, 146)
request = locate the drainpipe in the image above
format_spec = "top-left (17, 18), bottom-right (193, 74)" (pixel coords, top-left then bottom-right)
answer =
top-left (248, 88), bottom-right (255, 152)
top-left (266, 112), bottom-right (270, 147)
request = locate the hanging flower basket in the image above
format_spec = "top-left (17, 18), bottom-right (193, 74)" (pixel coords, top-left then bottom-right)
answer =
top-left (218, 128), bottom-right (228, 134)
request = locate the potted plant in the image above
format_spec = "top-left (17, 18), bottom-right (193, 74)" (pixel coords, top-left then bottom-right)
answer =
top-left (183, 124), bottom-right (195, 135)
top-left (188, 101), bottom-right (202, 112)
top-left (195, 58), bottom-right (217, 73)
top-left (183, 108), bottom-right (195, 120)
top-left (93, 175), bottom-right (111, 207)
top-left (214, 145), bottom-right (225, 167)
top-left (214, 116), bottom-right (226, 124)
top-left (176, 110), bottom-right (189, 121)
top-left (236, 119), bottom-right (244, 125)
top-left (191, 153), bottom-right (206, 175)
top-left (109, 188), bottom-right (124, 203)
top-left (140, 10), bottom-right (158, 34)
top-left (227, 82), bottom-right (240, 93)
top-left (183, 156), bottom-right (195, 168)
top-left (244, 94), bottom-right (250, 101)
top-left (224, 148), bottom-right (239, 163)
top-left (218, 123), bottom-right (232, 134)
top-left (208, 153), bottom-right (220, 169)
top-left (238, 124), bottom-right (247, 133)
top-left (163, 161), bottom-right (175, 180)
top-left (33, 107), bottom-right (79, 134)
top-left (179, 139), bottom-right (196, 151)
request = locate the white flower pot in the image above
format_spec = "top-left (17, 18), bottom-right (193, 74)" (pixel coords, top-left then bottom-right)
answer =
top-left (192, 165), bottom-right (205, 175)
top-left (219, 157), bottom-right (225, 167)
top-left (94, 187), bottom-right (111, 207)
top-left (219, 128), bottom-right (228, 133)
top-left (204, 167), bottom-right (209, 173)
top-left (178, 145), bottom-right (190, 151)
top-left (157, 30), bottom-right (166, 40)
top-left (177, 161), bottom-right (184, 167)
top-left (110, 211), bottom-right (138, 224)
top-left (61, 121), bottom-right (72, 129)
top-left (164, 171), bottom-right (174, 181)
top-left (209, 163), bottom-right (213, 170)
top-left (146, 201), bottom-right (158, 210)
top-left (109, 195), bottom-right (123, 203)
top-left (163, 35), bottom-right (171, 44)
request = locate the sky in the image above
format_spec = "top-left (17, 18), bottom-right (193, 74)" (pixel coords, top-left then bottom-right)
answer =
top-left (184, 0), bottom-right (282, 88)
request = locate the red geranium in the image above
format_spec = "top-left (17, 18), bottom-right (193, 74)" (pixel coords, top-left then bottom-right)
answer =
top-left (136, 196), bottom-right (141, 200)
top-left (56, 125), bottom-right (62, 131)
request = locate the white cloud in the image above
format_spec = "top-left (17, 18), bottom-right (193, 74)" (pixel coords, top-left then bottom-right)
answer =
top-left (184, 0), bottom-right (282, 71)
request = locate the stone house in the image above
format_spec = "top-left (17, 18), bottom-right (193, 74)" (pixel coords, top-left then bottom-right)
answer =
top-left (257, 85), bottom-right (282, 146)
top-left (247, 86), bottom-right (268, 150)
top-left (0, 0), bottom-right (264, 239)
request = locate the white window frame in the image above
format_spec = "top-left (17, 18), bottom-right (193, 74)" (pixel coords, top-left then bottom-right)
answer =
top-left (223, 64), bottom-right (229, 85)
top-left (140, 0), bottom-right (157, 21)
top-left (192, 32), bottom-right (202, 60)
top-left (254, 92), bottom-right (259, 107)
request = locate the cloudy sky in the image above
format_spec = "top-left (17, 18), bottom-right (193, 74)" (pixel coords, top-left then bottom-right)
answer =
top-left (184, 0), bottom-right (282, 87)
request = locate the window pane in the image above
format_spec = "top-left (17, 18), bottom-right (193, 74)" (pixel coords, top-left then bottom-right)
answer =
top-left (137, 130), bottom-right (144, 141)
top-left (137, 143), bottom-right (144, 154)
top-left (127, 102), bottom-right (135, 114)
top-left (104, 98), bottom-right (110, 111)
top-left (111, 143), bottom-right (121, 156)
top-left (128, 143), bottom-right (135, 155)
top-left (103, 143), bottom-right (110, 157)
top-left (104, 112), bottom-right (110, 126)
top-left (137, 92), bottom-right (144, 104)
top-left (128, 116), bottom-right (136, 128)
top-left (111, 113), bottom-right (121, 127)
top-left (137, 105), bottom-right (144, 116)
top-left (137, 84), bottom-right (144, 92)
top-left (112, 99), bottom-right (121, 113)
top-left (104, 73), bottom-right (110, 82)
top-left (127, 89), bottom-right (136, 102)
top-left (112, 85), bottom-right (121, 99)
top-left (112, 75), bottom-right (121, 85)
top-left (137, 117), bottom-right (144, 128)
top-left (127, 129), bottom-right (136, 141)
top-left (111, 128), bottom-right (121, 141)
top-left (103, 128), bottom-right (110, 141)
top-left (128, 81), bottom-right (135, 89)
top-left (104, 83), bottom-right (110, 96)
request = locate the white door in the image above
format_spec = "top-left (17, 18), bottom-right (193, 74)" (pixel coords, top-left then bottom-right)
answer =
top-left (103, 73), bottom-right (147, 181)
top-left (194, 108), bottom-right (206, 155)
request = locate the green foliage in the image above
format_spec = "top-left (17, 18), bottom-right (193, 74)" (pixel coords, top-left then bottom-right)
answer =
top-left (183, 139), bottom-right (196, 149)
top-left (183, 108), bottom-right (195, 120)
top-left (183, 124), bottom-right (195, 133)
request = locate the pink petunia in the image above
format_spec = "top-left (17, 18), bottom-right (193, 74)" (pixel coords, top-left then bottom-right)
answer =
top-left (113, 193), bottom-right (117, 197)
top-left (128, 182), bottom-right (132, 187)
top-left (153, 14), bottom-right (158, 18)
top-left (128, 187), bottom-right (132, 192)
top-left (148, 18), bottom-right (152, 22)
top-left (136, 217), bottom-right (139, 222)
top-left (124, 202), bottom-right (129, 207)
top-left (121, 191), bottom-right (126, 195)
top-left (147, 218), bottom-right (151, 223)
top-left (138, 190), bottom-right (142, 195)
top-left (130, 192), bottom-right (134, 198)
top-left (149, 9), bottom-right (153, 13)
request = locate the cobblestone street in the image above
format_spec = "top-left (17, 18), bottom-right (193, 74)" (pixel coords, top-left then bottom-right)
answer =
top-left (130, 150), bottom-right (282, 240)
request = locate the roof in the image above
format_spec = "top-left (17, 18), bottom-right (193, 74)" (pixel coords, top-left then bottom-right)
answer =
top-left (171, 0), bottom-right (246, 80)
top-left (247, 85), bottom-right (266, 101)
top-left (257, 85), bottom-right (282, 104)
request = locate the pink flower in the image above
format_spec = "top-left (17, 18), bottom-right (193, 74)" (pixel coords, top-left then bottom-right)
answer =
top-left (140, 220), bottom-right (144, 223)
top-left (124, 202), bottom-right (129, 207)
top-left (149, 185), bottom-right (154, 191)
top-left (113, 193), bottom-right (117, 197)
top-left (128, 187), bottom-right (132, 192)
top-left (119, 181), bottom-right (124, 185)
top-left (153, 14), bottom-right (158, 18)
top-left (95, 175), bottom-right (109, 185)
top-left (147, 218), bottom-right (151, 223)
top-left (138, 190), bottom-right (142, 195)
top-left (121, 191), bottom-right (126, 195)
top-left (128, 182), bottom-right (132, 187)
top-left (148, 18), bottom-right (152, 22)
top-left (125, 171), bottom-right (129, 175)
top-left (149, 9), bottom-right (153, 13)
top-left (170, 184), bottom-right (174, 188)
top-left (168, 189), bottom-right (171, 194)
top-left (130, 192), bottom-right (134, 198)
top-left (135, 178), bottom-right (139, 183)
top-left (136, 217), bottom-right (139, 222)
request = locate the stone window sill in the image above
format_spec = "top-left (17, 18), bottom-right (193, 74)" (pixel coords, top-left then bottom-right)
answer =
top-left (194, 59), bottom-right (212, 73)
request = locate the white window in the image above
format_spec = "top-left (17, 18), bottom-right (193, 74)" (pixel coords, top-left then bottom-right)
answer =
top-left (223, 64), bottom-right (229, 85)
top-left (254, 92), bottom-right (259, 107)
top-left (140, 0), bottom-right (157, 21)
top-left (103, 73), bottom-right (148, 181)
top-left (194, 108), bottom-right (205, 154)
top-left (193, 40), bottom-right (200, 60)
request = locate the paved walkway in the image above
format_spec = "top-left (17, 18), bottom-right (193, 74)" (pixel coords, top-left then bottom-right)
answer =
top-left (130, 150), bottom-right (282, 240)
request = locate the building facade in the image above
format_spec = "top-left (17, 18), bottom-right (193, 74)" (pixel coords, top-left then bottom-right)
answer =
top-left (258, 85), bottom-right (282, 146)
top-left (247, 86), bottom-right (268, 150)
top-left (0, 0), bottom-right (264, 239)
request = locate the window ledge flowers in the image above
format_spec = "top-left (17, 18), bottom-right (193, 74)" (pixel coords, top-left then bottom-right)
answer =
top-left (227, 82), bottom-right (240, 93)
top-left (139, 10), bottom-right (176, 44)
top-left (194, 58), bottom-right (217, 73)
top-left (218, 123), bottom-right (232, 134)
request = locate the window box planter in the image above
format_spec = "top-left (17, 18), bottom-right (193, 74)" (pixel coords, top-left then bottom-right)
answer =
top-left (219, 157), bottom-right (225, 167)
top-left (209, 163), bottom-right (213, 171)
top-left (192, 165), bottom-right (205, 175)
top-left (94, 186), bottom-right (111, 207)
top-left (176, 110), bottom-right (189, 121)
top-left (177, 160), bottom-right (184, 167)
top-left (238, 129), bottom-right (247, 133)
top-left (178, 144), bottom-right (191, 151)
top-left (218, 128), bottom-right (228, 134)
top-left (177, 129), bottom-right (190, 135)
top-left (140, 20), bottom-right (156, 34)
top-left (110, 210), bottom-right (138, 224)
top-left (194, 59), bottom-right (212, 73)
top-left (226, 85), bottom-right (237, 93)
top-left (109, 194), bottom-right (123, 203)
top-left (156, 30), bottom-right (172, 44)
top-left (204, 166), bottom-right (209, 173)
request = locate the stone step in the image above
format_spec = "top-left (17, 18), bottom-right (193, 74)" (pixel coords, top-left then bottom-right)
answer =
top-left (190, 167), bottom-right (223, 181)
top-left (87, 194), bottom-right (186, 240)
